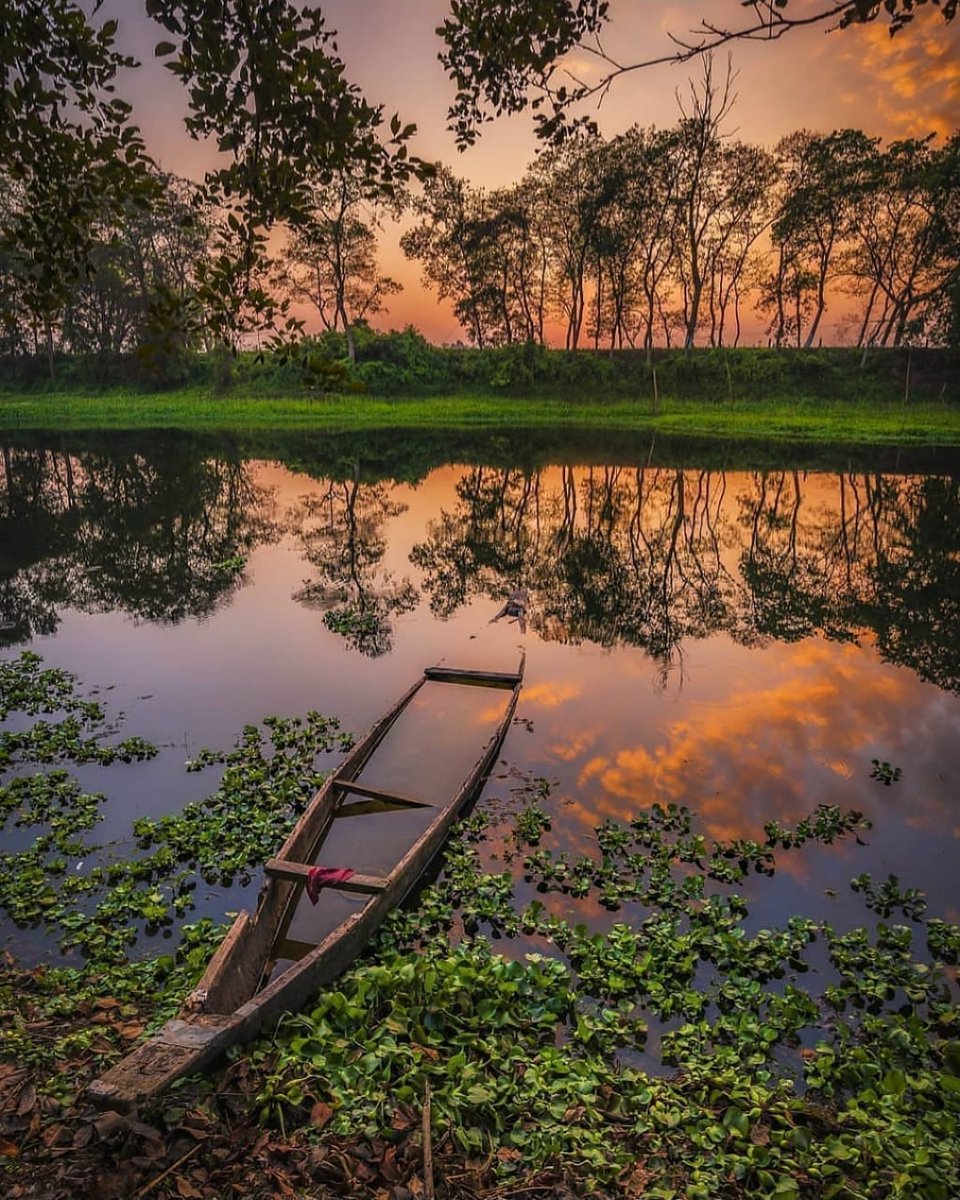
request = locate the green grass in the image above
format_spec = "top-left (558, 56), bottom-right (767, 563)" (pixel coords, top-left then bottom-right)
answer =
top-left (1, 387), bottom-right (959, 445)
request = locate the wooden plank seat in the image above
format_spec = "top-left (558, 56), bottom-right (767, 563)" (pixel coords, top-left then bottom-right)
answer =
top-left (333, 779), bottom-right (433, 809)
top-left (423, 667), bottom-right (522, 688)
top-left (263, 860), bottom-right (389, 893)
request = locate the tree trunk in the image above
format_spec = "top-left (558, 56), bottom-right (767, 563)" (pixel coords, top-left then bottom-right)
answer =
top-left (44, 318), bottom-right (55, 380)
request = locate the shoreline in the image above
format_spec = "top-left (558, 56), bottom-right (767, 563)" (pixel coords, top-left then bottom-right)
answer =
top-left (2, 390), bottom-right (959, 446)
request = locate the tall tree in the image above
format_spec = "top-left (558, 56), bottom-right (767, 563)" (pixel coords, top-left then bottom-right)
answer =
top-left (60, 171), bottom-right (212, 358)
top-left (401, 167), bottom-right (504, 346)
top-left (147, 0), bottom-right (426, 350)
top-left (846, 134), bottom-right (960, 347)
top-left (761, 129), bottom-right (876, 347)
top-left (529, 135), bottom-right (610, 349)
top-left (277, 169), bottom-right (402, 362)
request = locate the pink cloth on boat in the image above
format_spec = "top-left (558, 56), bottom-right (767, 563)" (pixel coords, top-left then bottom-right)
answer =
top-left (306, 865), bottom-right (356, 905)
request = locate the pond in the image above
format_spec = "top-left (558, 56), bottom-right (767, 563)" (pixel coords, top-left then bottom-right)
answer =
top-left (1, 429), bottom-right (959, 965)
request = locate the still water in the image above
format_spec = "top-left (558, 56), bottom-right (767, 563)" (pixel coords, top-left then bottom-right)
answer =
top-left (1, 431), bottom-right (958, 961)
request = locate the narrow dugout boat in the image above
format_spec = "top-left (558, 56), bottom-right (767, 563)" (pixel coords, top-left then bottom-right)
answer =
top-left (90, 656), bottom-right (524, 1112)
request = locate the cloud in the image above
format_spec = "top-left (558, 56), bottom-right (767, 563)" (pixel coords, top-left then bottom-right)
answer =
top-left (831, 13), bottom-right (960, 141)
top-left (562, 640), bottom-right (933, 849)
top-left (522, 681), bottom-right (582, 710)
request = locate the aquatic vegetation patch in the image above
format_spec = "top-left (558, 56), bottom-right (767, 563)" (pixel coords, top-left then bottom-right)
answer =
top-left (850, 872), bottom-right (927, 921)
top-left (0, 654), bottom-right (352, 963)
top-left (0, 652), bottom-right (109, 722)
top-left (1, 658), bottom-right (959, 1197)
top-left (256, 929), bottom-right (960, 1197)
top-left (0, 652), bottom-right (155, 772)
top-left (870, 759), bottom-right (902, 785)
top-left (247, 794), bottom-right (959, 1193)
top-left (134, 712), bottom-right (354, 886)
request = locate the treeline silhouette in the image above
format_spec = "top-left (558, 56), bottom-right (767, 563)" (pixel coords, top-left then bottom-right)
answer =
top-left (1, 63), bottom-right (957, 384)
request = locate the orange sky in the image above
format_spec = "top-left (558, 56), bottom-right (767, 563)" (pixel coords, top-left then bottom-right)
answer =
top-left (102, 0), bottom-right (960, 343)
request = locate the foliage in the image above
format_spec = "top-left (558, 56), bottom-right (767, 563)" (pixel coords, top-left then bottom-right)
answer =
top-left (1, 658), bottom-right (959, 1196)
top-left (0, 1), bottom-right (428, 371)
top-left (252, 796), bottom-right (959, 1195)
top-left (439, 1), bottom-right (958, 147)
top-left (274, 165), bottom-right (404, 363)
top-left (870, 758), bottom-right (902, 785)
top-left (0, 652), bottom-right (351, 961)
top-left (401, 116), bottom-right (958, 352)
top-left (0, 1), bottom-right (154, 373)
top-left (146, 0), bottom-right (426, 351)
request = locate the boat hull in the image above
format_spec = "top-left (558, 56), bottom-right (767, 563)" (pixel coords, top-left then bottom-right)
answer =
top-left (89, 659), bottom-right (523, 1112)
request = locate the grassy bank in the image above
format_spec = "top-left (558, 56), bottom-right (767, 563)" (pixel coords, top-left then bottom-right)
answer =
top-left (1, 343), bottom-right (958, 445)
top-left (2, 388), bottom-right (960, 446)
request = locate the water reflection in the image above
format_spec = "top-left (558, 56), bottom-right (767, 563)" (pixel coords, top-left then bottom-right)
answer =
top-left (0, 439), bottom-right (280, 644)
top-left (291, 466), bottom-right (418, 657)
top-left (2, 437), bottom-right (957, 684)
top-left (1, 432), bottom-right (958, 951)
top-left (412, 466), bottom-right (960, 692)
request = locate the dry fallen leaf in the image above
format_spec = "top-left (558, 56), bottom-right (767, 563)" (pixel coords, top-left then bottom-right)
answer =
top-left (41, 1123), bottom-right (66, 1148)
top-left (410, 1044), bottom-right (439, 1062)
top-left (15, 1084), bottom-right (36, 1117)
top-left (380, 1145), bottom-right (400, 1182)
top-left (72, 1123), bottom-right (94, 1149)
top-left (0, 1138), bottom-right (18, 1158)
top-left (310, 1101), bottom-right (334, 1130)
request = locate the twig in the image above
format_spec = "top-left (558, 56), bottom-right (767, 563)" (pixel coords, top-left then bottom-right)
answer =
top-left (422, 1080), bottom-right (435, 1200)
top-left (133, 1142), bottom-right (201, 1199)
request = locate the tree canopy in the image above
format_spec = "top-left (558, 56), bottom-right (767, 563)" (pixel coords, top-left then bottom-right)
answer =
top-left (0, 1), bottom-right (957, 365)
top-left (439, 0), bottom-right (959, 146)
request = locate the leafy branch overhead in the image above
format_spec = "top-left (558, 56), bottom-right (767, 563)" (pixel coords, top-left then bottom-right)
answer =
top-left (146, 0), bottom-right (428, 347)
top-left (0, 1), bottom-right (428, 363)
top-left (0, 1), bottom-right (156, 373)
top-left (439, 0), bottom-right (959, 146)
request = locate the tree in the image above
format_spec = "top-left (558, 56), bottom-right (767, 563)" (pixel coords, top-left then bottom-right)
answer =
top-left (60, 171), bottom-right (212, 359)
top-left (276, 169), bottom-right (402, 362)
top-left (925, 133), bottom-right (960, 346)
top-left (845, 135), bottom-right (960, 348)
top-left (760, 130), bottom-right (876, 347)
top-left (401, 167), bottom-right (504, 346)
top-left (669, 59), bottom-right (775, 350)
top-left (147, 1), bottom-right (428, 352)
top-left (0, 1), bottom-right (154, 375)
top-left (582, 128), bottom-right (680, 355)
top-left (439, 1), bottom-right (958, 147)
top-left (527, 135), bottom-right (610, 349)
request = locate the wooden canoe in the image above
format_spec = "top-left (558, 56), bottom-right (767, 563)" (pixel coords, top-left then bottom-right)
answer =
top-left (89, 656), bottom-right (524, 1113)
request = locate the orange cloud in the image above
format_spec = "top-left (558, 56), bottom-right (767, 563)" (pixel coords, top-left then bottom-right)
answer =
top-left (521, 681), bottom-right (582, 710)
top-left (560, 640), bottom-right (926, 849)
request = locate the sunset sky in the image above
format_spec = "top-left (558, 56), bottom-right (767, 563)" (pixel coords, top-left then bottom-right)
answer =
top-left (101, 0), bottom-right (960, 343)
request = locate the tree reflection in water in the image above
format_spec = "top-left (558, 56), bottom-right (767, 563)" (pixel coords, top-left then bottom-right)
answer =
top-left (0, 439), bottom-right (281, 644)
top-left (1, 437), bottom-right (957, 689)
top-left (412, 465), bottom-right (960, 692)
top-left (290, 463), bottom-right (418, 657)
